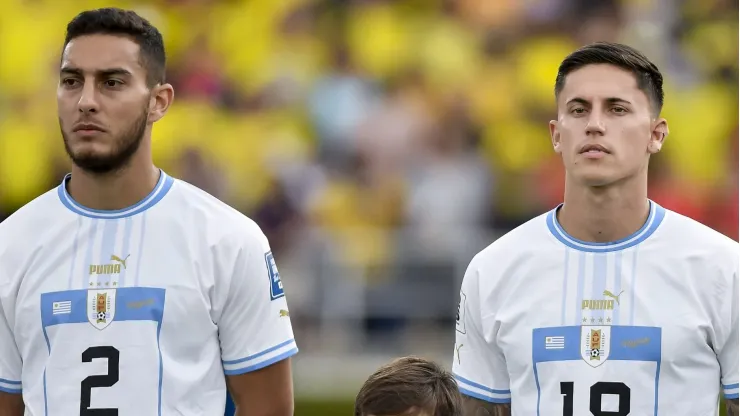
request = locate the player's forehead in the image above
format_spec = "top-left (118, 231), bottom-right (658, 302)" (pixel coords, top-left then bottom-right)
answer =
top-left (559, 64), bottom-right (647, 106)
top-left (60, 34), bottom-right (143, 76)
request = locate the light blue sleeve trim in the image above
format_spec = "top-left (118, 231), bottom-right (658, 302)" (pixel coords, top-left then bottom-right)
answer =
top-left (0, 386), bottom-right (22, 394)
top-left (0, 378), bottom-right (21, 385)
top-left (454, 374), bottom-right (510, 394)
top-left (458, 387), bottom-right (511, 404)
top-left (224, 347), bottom-right (298, 376)
top-left (222, 338), bottom-right (295, 365)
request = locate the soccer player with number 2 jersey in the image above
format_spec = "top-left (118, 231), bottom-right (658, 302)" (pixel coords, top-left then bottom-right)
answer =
top-left (0, 8), bottom-right (297, 416)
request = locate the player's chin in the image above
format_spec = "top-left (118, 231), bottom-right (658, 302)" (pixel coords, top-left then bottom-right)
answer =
top-left (573, 170), bottom-right (620, 187)
top-left (68, 148), bottom-right (120, 172)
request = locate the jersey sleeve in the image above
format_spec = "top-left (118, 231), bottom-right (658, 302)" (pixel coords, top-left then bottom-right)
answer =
top-left (452, 259), bottom-right (511, 403)
top-left (0, 298), bottom-right (22, 394)
top-left (718, 269), bottom-right (738, 400)
top-left (217, 226), bottom-right (298, 376)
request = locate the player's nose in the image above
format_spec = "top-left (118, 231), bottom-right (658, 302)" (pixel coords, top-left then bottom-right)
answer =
top-left (77, 83), bottom-right (100, 114)
top-left (585, 113), bottom-right (606, 135)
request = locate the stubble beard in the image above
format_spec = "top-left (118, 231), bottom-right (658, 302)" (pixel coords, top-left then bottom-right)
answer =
top-left (61, 105), bottom-right (149, 175)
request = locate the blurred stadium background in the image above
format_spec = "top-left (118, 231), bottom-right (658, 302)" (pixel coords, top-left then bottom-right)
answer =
top-left (0, 0), bottom-right (737, 414)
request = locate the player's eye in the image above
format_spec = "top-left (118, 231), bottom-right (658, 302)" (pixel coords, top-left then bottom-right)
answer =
top-left (571, 108), bottom-right (586, 114)
top-left (61, 78), bottom-right (79, 88)
top-left (104, 79), bottom-right (123, 88)
top-left (611, 107), bottom-right (628, 114)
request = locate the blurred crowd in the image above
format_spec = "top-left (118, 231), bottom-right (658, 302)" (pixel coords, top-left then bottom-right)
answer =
top-left (0, 0), bottom-right (737, 349)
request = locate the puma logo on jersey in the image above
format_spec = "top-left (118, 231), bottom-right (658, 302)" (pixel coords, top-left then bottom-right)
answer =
top-left (603, 290), bottom-right (624, 305)
top-left (279, 309), bottom-right (290, 317)
top-left (111, 254), bottom-right (130, 269)
top-left (89, 254), bottom-right (130, 275)
top-left (582, 289), bottom-right (622, 310)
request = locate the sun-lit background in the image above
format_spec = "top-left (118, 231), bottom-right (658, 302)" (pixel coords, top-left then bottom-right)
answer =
top-left (0, 0), bottom-right (737, 414)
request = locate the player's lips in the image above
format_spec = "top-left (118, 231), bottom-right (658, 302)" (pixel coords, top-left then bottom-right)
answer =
top-left (579, 144), bottom-right (610, 159)
top-left (72, 123), bottom-right (107, 133)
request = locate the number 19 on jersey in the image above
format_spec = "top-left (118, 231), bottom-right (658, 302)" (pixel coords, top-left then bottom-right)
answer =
top-left (560, 381), bottom-right (630, 416)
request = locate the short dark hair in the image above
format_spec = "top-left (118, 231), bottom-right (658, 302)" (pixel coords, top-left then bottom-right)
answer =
top-left (354, 356), bottom-right (463, 416)
top-left (554, 42), bottom-right (664, 116)
top-left (63, 8), bottom-right (166, 88)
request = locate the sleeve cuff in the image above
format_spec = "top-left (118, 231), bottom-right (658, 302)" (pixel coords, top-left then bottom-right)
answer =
top-left (222, 339), bottom-right (298, 376)
top-left (723, 382), bottom-right (739, 399)
top-left (0, 378), bottom-right (21, 394)
top-left (454, 373), bottom-right (511, 403)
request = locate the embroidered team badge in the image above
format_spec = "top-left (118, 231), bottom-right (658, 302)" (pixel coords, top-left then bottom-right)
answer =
top-left (580, 325), bottom-right (610, 367)
top-left (88, 289), bottom-right (116, 330)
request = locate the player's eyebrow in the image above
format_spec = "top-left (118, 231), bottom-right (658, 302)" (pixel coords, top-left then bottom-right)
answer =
top-left (60, 66), bottom-right (133, 78)
top-left (604, 97), bottom-right (632, 105)
top-left (566, 97), bottom-right (591, 107)
top-left (566, 97), bottom-right (632, 106)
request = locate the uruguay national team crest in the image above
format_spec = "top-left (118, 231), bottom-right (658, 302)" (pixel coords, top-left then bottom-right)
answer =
top-left (580, 325), bottom-right (610, 367)
top-left (88, 289), bottom-right (116, 330)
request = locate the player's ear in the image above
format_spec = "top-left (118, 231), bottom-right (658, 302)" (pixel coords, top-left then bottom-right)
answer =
top-left (648, 117), bottom-right (668, 154)
top-left (148, 83), bottom-right (174, 123)
top-left (549, 120), bottom-right (562, 154)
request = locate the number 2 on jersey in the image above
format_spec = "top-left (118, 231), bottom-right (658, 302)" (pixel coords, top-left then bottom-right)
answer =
top-left (561, 381), bottom-right (631, 416)
top-left (80, 346), bottom-right (120, 416)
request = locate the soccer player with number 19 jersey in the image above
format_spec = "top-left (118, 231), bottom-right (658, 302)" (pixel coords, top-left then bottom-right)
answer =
top-left (0, 8), bottom-right (297, 416)
top-left (452, 42), bottom-right (738, 416)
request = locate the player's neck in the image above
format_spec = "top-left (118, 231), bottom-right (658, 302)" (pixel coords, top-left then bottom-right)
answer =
top-left (559, 178), bottom-right (650, 244)
top-left (67, 149), bottom-right (160, 211)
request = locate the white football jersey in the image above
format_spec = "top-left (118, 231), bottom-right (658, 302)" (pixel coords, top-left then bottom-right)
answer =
top-left (0, 170), bottom-right (298, 415)
top-left (453, 201), bottom-right (738, 415)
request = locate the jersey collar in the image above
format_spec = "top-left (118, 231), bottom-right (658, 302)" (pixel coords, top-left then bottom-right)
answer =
top-left (57, 170), bottom-right (175, 219)
top-left (546, 200), bottom-right (666, 253)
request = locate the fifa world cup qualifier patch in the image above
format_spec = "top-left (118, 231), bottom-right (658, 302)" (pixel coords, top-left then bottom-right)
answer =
top-left (265, 251), bottom-right (285, 300)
